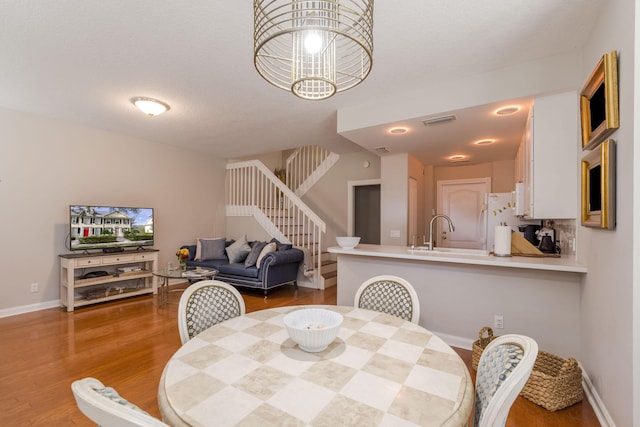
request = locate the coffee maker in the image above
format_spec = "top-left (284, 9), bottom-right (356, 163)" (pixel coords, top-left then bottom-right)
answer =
top-left (537, 220), bottom-right (557, 254)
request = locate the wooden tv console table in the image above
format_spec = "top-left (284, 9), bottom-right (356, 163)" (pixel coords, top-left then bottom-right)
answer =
top-left (59, 250), bottom-right (158, 312)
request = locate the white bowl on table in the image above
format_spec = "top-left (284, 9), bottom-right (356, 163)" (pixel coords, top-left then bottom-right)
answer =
top-left (283, 308), bottom-right (343, 352)
top-left (336, 236), bottom-right (360, 249)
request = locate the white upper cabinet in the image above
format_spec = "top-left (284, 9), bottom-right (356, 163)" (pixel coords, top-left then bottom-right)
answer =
top-left (518, 91), bottom-right (578, 219)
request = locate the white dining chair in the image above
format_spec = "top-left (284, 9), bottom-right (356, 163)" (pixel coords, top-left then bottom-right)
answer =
top-left (354, 275), bottom-right (420, 323)
top-left (473, 334), bottom-right (539, 427)
top-left (178, 280), bottom-right (246, 344)
top-left (71, 377), bottom-right (168, 427)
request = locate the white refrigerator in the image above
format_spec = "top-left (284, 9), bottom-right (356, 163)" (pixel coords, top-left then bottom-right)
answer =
top-left (485, 192), bottom-right (520, 253)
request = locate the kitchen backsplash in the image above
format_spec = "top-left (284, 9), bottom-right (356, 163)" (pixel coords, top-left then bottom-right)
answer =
top-left (553, 219), bottom-right (576, 257)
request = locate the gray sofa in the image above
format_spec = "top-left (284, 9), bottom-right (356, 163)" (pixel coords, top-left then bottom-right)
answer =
top-left (181, 238), bottom-right (303, 295)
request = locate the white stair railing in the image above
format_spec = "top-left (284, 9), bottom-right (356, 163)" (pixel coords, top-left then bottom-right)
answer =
top-left (286, 146), bottom-right (339, 197)
top-left (226, 160), bottom-right (325, 281)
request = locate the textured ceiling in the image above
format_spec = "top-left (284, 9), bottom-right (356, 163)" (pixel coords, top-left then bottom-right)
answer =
top-left (0, 1), bottom-right (604, 161)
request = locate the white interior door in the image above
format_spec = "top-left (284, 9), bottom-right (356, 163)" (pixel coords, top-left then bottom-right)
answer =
top-left (436, 178), bottom-right (490, 249)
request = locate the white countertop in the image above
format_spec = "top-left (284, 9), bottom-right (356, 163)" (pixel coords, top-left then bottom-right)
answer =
top-left (328, 244), bottom-right (587, 273)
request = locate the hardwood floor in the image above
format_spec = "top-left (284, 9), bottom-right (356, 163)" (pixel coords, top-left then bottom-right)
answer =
top-left (0, 284), bottom-right (599, 426)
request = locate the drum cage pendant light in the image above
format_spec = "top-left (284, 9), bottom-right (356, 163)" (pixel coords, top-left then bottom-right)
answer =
top-left (254, 0), bottom-right (374, 101)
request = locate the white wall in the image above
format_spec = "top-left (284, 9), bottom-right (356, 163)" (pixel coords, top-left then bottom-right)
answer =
top-left (225, 217), bottom-right (273, 243)
top-left (380, 154), bottom-right (409, 245)
top-left (338, 52), bottom-right (582, 133)
top-left (0, 108), bottom-right (226, 313)
top-left (337, 255), bottom-right (582, 357)
top-left (408, 154), bottom-right (426, 239)
top-left (634, 4), bottom-right (640, 425)
top-left (433, 160), bottom-right (515, 195)
top-left (578, 0), bottom-right (636, 425)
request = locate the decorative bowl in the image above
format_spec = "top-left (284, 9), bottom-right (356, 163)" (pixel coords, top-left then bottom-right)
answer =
top-left (336, 236), bottom-right (360, 249)
top-left (283, 308), bottom-right (343, 352)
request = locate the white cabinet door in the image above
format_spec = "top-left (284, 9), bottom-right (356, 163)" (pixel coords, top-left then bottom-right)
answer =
top-left (525, 91), bottom-right (578, 219)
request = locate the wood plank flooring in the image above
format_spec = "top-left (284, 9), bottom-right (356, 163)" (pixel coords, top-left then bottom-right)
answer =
top-left (0, 284), bottom-right (599, 426)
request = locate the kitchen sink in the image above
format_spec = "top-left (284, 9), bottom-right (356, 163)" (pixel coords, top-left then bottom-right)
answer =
top-left (408, 246), bottom-right (490, 256)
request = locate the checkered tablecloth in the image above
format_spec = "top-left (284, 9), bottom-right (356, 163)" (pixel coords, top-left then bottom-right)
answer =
top-left (158, 305), bottom-right (473, 426)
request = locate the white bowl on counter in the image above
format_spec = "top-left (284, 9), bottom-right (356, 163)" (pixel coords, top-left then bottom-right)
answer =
top-left (336, 236), bottom-right (360, 249)
top-left (283, 308), bottom-right (343, 352)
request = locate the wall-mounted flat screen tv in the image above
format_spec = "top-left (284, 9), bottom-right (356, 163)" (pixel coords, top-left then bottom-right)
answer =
top-left (70, 205), bottom-right (154, 252)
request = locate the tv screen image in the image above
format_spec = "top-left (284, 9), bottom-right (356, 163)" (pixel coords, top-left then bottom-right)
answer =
top-left (70, 205), bottom-right (154, 251)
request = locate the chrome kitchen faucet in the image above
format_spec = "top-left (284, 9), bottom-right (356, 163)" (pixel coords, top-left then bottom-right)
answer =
top-left (424, 214), bottom-right (455, 250)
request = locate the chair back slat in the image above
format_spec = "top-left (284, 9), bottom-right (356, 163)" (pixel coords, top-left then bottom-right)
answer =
top-left (354, 275), bottom-right (420, 324)
top-left (178, 280), bottom-right (246, 344)
top-left (473, 335), bottom-right (538, 427)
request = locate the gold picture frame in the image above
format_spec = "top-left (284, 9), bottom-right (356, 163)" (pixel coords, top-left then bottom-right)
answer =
top-left (580, 51), bottom-right (619, 150)
top-left (581, 139), bottom-right (615, 229)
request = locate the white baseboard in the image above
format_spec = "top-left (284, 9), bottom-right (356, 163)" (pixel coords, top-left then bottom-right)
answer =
top-left (436, 330), bottom-right (613, 427)
top-left (0, 299), bottom-right (61, 318)
top-left (434, 330), bottom-right (475, 351)
top-left (580, 361), bottom-right (615, 427)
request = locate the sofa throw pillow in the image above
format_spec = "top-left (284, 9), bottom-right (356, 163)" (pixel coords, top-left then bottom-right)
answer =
top-left (244, 241), bottom-right (267, 268)
top-left (256, 242), bottom-right (277, 268)
top-left (226, 235), bottom-right (251, 263)
top-left (195, 237), bottom-right (223, 260)
top-left (198, 237), bottom-right (226, 261)
top-left (269, 237), bottom-right (293, 251)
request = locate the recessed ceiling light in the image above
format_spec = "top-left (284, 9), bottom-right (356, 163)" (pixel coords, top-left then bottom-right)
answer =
top-left (474, 139), bottom-right (496, 145)
top-left (130, 97), bottom-right (170, 116)
top-left (388, 127), bottom-right (409, 135)
top-left (447, 154), bottom-right (469, 162)
top-left (494, 105), bottom-right (521, 116)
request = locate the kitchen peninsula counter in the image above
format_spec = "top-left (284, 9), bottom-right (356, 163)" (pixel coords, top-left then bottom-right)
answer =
top-left (328, 244), bottom-right (587, 273)
top-left (329, 244), bottom-right (586, 358)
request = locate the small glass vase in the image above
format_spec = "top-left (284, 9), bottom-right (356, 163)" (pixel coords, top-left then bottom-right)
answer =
top-left (179, 260), bottom-right (187, 271)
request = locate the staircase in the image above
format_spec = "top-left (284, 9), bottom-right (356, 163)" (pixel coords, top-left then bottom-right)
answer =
top-left (286, 145), bottom-right (339, 198)
top-left (226, 147), bottom-right (338, 289)
top-left (320, 252), bottom-right (337, 289)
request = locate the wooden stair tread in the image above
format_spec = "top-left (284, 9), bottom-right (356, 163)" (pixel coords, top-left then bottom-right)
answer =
top-left (322, 270), bottom-right (337, 279)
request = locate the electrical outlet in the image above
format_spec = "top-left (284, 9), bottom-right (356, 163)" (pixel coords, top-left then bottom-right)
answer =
top-left (30, 283), bottom-right (39, 293)
top-left (494, 314), bottom-right (504, 329)
top-left (390, 230), bottom-right (401, 237)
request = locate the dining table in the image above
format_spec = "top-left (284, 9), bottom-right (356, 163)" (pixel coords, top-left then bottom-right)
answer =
top-left (158, 305), bottom-right (474, 426)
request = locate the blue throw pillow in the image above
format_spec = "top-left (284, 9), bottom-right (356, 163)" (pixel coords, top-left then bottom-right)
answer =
top-left (198, 238), bottom-right (226, 261)
top-left (244, 241), bottom-right (267, 267)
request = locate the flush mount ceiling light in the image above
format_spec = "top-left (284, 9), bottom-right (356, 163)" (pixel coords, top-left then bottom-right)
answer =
top-left (388, 127), bottom-right (408, 135)
top-left (253, 0), bottom-right (374, 101)
top-left (494, 105), bottom-right (521, 116)
top-left (474, 139), bottom-right (496, 145)
top-left (447, 154), bottom-right (469, 162)
top-left (130, 97), bottom-right (170, 116)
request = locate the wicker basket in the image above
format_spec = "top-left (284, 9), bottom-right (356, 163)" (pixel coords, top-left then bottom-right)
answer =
top-left (471, 326), bottom-right (497, 370)
top-left (520, 350), bottom-right (583, 411)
